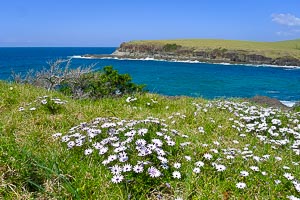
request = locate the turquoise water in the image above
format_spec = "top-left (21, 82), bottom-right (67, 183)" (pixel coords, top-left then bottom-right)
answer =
top-left (0, 47), bottom-right (299, 102)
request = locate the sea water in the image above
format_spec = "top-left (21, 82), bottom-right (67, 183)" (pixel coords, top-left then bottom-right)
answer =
top-left (0, 47), bottom-right (299, 104)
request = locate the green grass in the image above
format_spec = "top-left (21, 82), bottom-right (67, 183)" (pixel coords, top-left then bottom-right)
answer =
top-left (128, 39), bottom-right (300, 59)
top-left (1, 81), bottom-right (299, 199)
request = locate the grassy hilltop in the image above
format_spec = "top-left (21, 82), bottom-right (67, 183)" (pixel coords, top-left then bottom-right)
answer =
top-left (1, 80), bottom-right (300, 199)
top-left (128, 39), bottom-right (300, 59)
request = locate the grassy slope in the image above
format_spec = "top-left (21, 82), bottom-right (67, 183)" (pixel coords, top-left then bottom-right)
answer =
top-left (129, 39), bottom-right (300, 59)
top-left (1, 81), bottom-right (299, 199)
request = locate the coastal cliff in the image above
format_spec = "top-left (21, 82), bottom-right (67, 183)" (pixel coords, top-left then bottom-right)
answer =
top-left (108, 39), bottom-right (300, 66)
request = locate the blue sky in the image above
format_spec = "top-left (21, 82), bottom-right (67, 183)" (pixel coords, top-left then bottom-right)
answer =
top-left (0, 0), bottom-right (300, 47)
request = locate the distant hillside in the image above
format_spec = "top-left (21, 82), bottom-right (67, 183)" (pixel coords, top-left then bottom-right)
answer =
top-left (128, 39), bottom-right (300, 59)
top-left (109, 39), bottom-right (300, 66)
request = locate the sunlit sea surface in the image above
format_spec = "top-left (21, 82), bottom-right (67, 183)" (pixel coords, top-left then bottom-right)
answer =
top-left (0, 47), bottom-right (299, 105)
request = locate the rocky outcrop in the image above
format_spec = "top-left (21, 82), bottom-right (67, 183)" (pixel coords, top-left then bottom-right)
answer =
top-left (109, 42), bottom-right (300, 66)
top-left (246, 96), bottom-right (288, 109)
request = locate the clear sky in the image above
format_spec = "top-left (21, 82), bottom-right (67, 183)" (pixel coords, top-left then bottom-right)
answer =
top-left (1, 0), bottom-right (300, 47)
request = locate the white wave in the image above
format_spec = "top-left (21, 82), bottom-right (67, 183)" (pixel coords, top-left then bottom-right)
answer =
top-left (69, 55), bottom-right (94, 59)
top-left (280, 101), bottom-right (297, 107)
top-left (266, 91), bottom-right (280, 94)
top-left (218, 62), bottom-right (231, 65)
top-left (144, 57), bottom-right (155, 60)
top-left (241, 63), bottom-right (300, 69)
top-left (71, 55), bottom-right (300, 69)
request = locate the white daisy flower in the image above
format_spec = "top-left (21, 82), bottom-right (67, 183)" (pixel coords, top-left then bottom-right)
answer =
top-left (161, 163), bottom-right (169, 169)
top-left (84, 148), bottom-right (93, 155)
top-left (240, 171), bottom-right (249, 177)
top-left (261, 171), bottom-right (267, 176)
top-left (52, 133), bottom-right (62, 138)
top-left (61, 136), bottom-right (70, 142)
top-left (108, 155), bottom-right (118, 162)
top-left (193, 167), bottom-right (201, 174)
top-left (123, 164), bottom-right (132, 172)
top-left (135, 139), bottom-right (147, 146)
top-left (287, 195), bottom-right (300, 200)
top-left (283, 166), bottom-right (290, 170)
top-left (185, 156), bottom-right (192, 161)
top-left (236, 182), bottom-right (246, 189)
top-left (133, 165), bottom-right (144, 173)
top-left (152, 139), bottom-right (163, 147)
top-left (67, 141), bottom-right (75, 149)
top-left (158, 156), bottom-right (168, 164)
top-left (156, 132), bottom-right (164, 136)
top-left (111, 174), bottom-right (124, 183)
top-left (111, 165), bottom-right (122, 175)
top-left (138, 128), bottom-right (148, 136)
top-left (195, 161), bottom-right (205, 167)
top-left (250, 166), bottom-right (259, 172)
top-left (166, 140), bottom-right (175, 146)
top-left (172, 171), bottom-right (181, 179)
top-left (283, 173), bottom-right (294, 180)
top-left (215, 164), bottom-right (226, 172)
top-left (173, 162), bottom-right (181, 169)
top-left (203, 153), bottom-right (213, 160)
top-left (99, 147), bottom-right (108, 155)
top-left (294, 183), bottom-right (300, 192)
top-left (274, 180), bottom-right (281, 185)
top-left (148, 166), bottom-right (161, 178)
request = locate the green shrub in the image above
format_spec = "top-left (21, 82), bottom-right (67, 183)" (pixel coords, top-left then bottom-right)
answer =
top-left (60, 66), bottom-right (145, 98)
top-left (41, 97), bottom-right (65, 114)
top-left (12, 59), bottom-right (145, 99)
top-left (292, 102), bottom-right (300, 112)
top-left (163, 43), bottom-right (181, 52)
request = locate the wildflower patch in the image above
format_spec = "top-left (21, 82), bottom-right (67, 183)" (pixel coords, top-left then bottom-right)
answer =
top-left (53, 100), bottom-right (300, 198)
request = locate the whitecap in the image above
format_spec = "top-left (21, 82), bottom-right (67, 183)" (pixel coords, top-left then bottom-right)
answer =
top-left (266, 91), bottom-right (280, 94)
top-left (68, 55), bottom-right (94, 59)
top-left (71, 55), bottom-right (300, 69)
top-left (280, 101), bottom-right (297, 107)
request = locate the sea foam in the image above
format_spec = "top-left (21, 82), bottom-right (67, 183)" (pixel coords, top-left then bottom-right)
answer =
top-left (72, 55), bottom-right (300, 69)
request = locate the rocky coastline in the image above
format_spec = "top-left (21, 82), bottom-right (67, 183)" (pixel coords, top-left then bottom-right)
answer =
top-left (83, 42), bottom-right (300, 67)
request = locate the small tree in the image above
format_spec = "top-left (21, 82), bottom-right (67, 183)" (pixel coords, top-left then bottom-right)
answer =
top-left (12, 58), bottom-right (94, 92)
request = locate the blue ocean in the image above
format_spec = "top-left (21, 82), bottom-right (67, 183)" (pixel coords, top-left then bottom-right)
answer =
top-left (0, 47), bottom-right (299, 104)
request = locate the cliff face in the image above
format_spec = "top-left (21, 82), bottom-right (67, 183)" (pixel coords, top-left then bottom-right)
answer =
top-left (112, 42), bottom-right (300, 66)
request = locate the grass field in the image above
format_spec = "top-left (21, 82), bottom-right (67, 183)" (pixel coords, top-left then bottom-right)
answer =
top-left (1, 81), bottom-right (300, 199)
top-left (129, 39), bottom-right (300, 59)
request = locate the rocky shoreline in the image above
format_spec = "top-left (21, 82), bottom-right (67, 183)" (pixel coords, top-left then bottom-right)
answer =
top-left (83, 42), bottom-right (300, 67)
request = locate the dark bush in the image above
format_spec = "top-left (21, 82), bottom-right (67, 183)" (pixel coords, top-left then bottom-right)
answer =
top-left (162, 43), bottom-right (181, 52)
top-left (60, 66), bottom-right (145, 98)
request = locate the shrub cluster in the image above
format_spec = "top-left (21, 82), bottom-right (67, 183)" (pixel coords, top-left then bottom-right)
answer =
top-left (59, 66), bottom-right (145, 99)
top-left (12, 59), bottom-right (145, 99)
top-left (162, 44), bottom-right (182, 52)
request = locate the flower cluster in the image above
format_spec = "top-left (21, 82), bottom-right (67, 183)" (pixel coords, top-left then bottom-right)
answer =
top-left (18, 96), bottom-right (67, 112)
top-left (52, 99), bottom-right (300, 198)
top-left (125, 96), bottom-right (137, 103)
top-left (193, 100), bottom-right (300, 193)
top-left (54, 117), bottom-right (190, 184)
